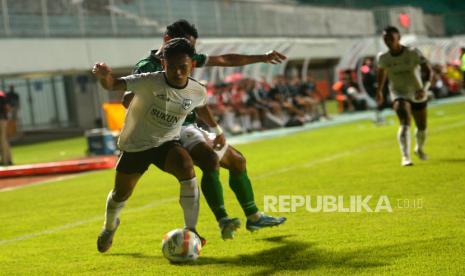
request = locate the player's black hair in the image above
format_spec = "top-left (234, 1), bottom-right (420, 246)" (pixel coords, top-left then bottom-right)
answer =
top-left (383, 26), bottom-right (400, 35)
top-left (165, 19), bottom-right (199, 39)
top-left (162, 38), bottom-right (195, 59)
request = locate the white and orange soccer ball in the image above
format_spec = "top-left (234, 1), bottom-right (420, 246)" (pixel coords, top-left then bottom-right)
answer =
top-left (161, 229), bottom-right (202, 263)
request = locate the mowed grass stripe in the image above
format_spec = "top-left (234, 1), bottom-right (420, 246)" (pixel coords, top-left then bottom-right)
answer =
top-left (0, 100), bottom-right (464, 275)
top-left (2, 113), bottom-right (462, 244)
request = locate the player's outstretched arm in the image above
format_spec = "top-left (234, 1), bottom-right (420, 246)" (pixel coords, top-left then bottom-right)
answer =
top-left (414, 62), bottom-right (433, 101)
top-left (195, 105), bottom-right (226, 149)
top-left (206, 50), bottom-right (287, 67)
top-left (92, 62), bottom-right (127, 91)
top-left (420, 62), bottom-right (432, 91)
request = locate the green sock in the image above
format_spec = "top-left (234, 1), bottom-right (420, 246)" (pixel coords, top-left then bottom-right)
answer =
top-left (201, 170), bottom-right (228, 221)
top-left (229, 170), bottom-right (259, 217)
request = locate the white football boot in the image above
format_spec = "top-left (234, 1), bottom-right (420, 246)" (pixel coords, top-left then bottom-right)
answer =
top-left (401, 156), bottom-right (413, 166)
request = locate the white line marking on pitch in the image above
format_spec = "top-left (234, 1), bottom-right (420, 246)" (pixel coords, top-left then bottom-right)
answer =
top-left (254, 149), bottom-right (364, 180)
top-left (0, 172), bottom-right (96, 192)
top-left (0, 148), bottom-right (362, 246)
top-left (253, 119), bottom-right (465, 180)
top-left (0, 197), bottom-right (176, 246)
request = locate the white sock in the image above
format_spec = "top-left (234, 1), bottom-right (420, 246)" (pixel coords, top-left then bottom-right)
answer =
top-left (415, 129), bottom-right (426, 151)
top-left (224, 111), bottom-right (235, 131)
top-left (104, 191), bottom-right (125, 230)
top-left (179, 177), bottom-right (199, 230)
top-left (240, 115), bottom-right (251, 130)
top-left (252, 120), bottom-right (261, 130)
top-left (375, 110), bottom-right (383, 122)
top-left (397, 125), bottom-right (411, 158)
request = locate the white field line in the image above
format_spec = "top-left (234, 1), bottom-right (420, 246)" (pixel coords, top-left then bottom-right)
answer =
top-left (0, 197), bottom-right (176, 246)
top-left (0, 114), bottom-right (464, 246)
top-left (0, 147), bottom-right (368, 246)
top-left (2, 99), bottom-right (464, 193)
top-left (253, 149), bottom-right (365, 180)
top-left (254, 118), bottom-right (465, 180)
top-left (0, 172), bottom-right (97, 192)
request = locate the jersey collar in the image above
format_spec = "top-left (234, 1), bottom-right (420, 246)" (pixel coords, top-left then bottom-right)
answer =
top-left (163, 72), bottom-right (189, 89)
top-left (389, 45), bottom-right (405, 57)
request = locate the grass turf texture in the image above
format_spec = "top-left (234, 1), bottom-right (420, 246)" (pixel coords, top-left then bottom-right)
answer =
top-left (11, 137), bottom-right (87, 165)
top-left (1, 100), bottom-right (465, 275)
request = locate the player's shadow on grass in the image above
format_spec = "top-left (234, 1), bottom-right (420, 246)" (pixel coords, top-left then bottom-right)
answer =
top-left (108, 252), bottom-right (161, 260)
top-left (435, 158), bottom-right (465, 163)
top-left (192, 235), bottom-right (448, 275)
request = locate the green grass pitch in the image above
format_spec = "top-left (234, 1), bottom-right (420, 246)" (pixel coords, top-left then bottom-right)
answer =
top-left (1, 100), bottom-right (465, 275)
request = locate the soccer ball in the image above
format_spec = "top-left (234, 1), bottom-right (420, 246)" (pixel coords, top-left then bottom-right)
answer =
top-left (161, 229), bottom-right (202, 263)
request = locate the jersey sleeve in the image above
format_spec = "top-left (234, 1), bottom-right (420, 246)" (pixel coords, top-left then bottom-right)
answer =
top-left (198, 86), bottom-right (208, 107)
top-left (193, 53), bottom-right (209, 68)
top-left (121, 73), bottom-right (153, 94)
top-left (413, 48), bottom-right (427, 65)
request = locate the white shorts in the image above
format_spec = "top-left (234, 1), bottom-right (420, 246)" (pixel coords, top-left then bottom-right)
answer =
top-left (390, 91), bottom-right (427, 104)
top-left (180, 124), bottom-right (229, 160)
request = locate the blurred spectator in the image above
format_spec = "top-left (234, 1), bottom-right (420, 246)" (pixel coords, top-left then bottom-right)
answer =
top-left (445, 62), bottom-right (463, 95)
top-left (0, 90), bottom-right (13, 166)
top-left (431, 64), bottom-right (448, 98)
top-left (211, 83), bottom-right (238, 134)
top-left (334, 70), bottom-right (368, 112)
top-left (361, 58), bottom-right (376, 99)
top-left (461, 48), bottom-right (465, 88)
top-left (6, 85), bottom-right (20, 120)
top-left (270, 75), bottom-right (304, 126)
top-left (288, 76), bottom-right (315, 122)
top-left (230, 80), bottom-right (261, 132)
top-left (244, 79), bottom-right (269, 129)
top-left (300, 74), bottom-right (329, 120)
top-left (6, 84), bottom-right (21, 138)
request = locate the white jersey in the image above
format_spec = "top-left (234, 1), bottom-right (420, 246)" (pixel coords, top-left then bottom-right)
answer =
top-left (377, 46), bottom-right (427, 101)
top-left (119, 72), bottom-right (207, 152)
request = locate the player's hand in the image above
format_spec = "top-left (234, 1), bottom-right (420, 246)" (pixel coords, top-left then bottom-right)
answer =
top-left (92, 62), bottom-right (112, 78)
top-left (264, 50), bottom-right (287, 64)
top-left (213, 133), bottom-right (226, 150)
top-left (376, 93), bottom-right (384, 106)
top-left (415, 89), bottom-right (425, 101)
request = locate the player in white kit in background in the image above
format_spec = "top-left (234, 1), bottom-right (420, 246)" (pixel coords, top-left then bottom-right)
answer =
top-left (376, 26), bottom-right (432, 166)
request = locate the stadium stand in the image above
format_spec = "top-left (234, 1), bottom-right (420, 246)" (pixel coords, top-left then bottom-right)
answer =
top-left (0, 0), bottom-right (463, 138)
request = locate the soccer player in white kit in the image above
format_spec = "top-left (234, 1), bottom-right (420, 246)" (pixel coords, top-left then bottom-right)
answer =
top-left (92, 38), bottom-right (224, 252)
top-left (376, 26), bottom-right (432, 166)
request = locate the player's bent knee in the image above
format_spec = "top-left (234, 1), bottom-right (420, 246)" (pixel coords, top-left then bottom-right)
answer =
top-left (228, 149), bottom-right (247, 173)
top-left (174, 157), bottom-right (195, 179)
top-left (178, 157), bottom-right (194, 171)
top-left (191, 143), bottom-right (220, 171)
top-left (199, 151), bottom-right (220, 172)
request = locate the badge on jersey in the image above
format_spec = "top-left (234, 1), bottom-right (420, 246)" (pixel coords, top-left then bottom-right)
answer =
top-left (182, 99), bottom-right (193, 110)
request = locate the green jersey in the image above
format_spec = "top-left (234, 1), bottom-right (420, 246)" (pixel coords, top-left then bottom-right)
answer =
top-left (132, 49), bottom-right (208, 126)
